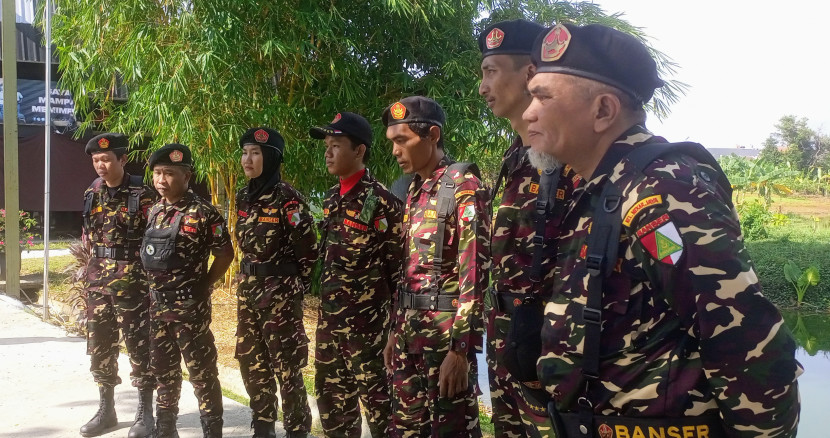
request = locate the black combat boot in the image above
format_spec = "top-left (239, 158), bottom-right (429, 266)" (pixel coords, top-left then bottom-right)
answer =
top-left (251, 419), bottom-right (276, 438)
top-left (128, 388), bottom-right (154, 438)
top-left (80, 385), bottom-right (118, 437)
top-left (200, 415), bottom-right (223, 438)
top-left (153, 409), bottom-right (179, 438)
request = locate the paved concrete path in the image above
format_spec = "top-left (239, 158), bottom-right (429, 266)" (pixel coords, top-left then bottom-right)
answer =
top-left (0, 294), bottom-right (264, 438)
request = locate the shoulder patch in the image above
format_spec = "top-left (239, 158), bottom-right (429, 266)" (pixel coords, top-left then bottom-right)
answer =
top-left (460, 203), bottom-right (476, 222)
top-left (237, 210), bottom-right (248, 218)
top-left (374, 216), bottom-right (388, 232)
top-left (455, 190), bottom-right (475, 199)
top-left (623, 195), bottom-right (662, 227)
top-left (638, 220), bottom-right (683, 265)
top-left (211, 223), bottom-right (223, 237)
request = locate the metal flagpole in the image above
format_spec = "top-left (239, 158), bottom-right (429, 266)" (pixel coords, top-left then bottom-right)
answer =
top-left (42, 0), bottom-right (53, 320)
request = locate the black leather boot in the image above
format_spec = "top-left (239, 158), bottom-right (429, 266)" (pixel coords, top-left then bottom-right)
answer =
top-left (80, 385), bottom-right (118, 437)
top-left (200, 415), bottom-right (223, 438)
top-left (127, 388), bottom-right (154, 438)
top-left (251, 419), bottom-right (276, 438)
top-left (153, 409), bottom-right (179, 438)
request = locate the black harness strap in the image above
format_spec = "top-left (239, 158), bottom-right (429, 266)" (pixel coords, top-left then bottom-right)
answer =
top-left (577, 142), bottom-right (731, 437)
top-left (431, 162), bottom-right (481, 294)
top-left (529, 167), bottom-right (561, 284)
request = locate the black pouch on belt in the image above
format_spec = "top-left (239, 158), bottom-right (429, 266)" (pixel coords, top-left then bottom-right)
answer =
top-left (501, 295), bottom-right (549, 411)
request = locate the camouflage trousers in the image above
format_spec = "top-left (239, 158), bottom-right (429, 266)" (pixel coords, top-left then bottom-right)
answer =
top-left (150, 297), bottom-right (223, 419)
top-left (235, 286), bottom-right (311, 433)
top-left (314, 327), bottom-right (391, 437)
top-left (487, 310), bottom-right (555, 438)
top-left (390, 347), bottom-right (482, 438)
top-left (86, 288), bottom-right (153, 389)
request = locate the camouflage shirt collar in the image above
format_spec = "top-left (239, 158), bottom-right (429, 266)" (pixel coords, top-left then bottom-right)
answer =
top-left (584, 124), bottom-right (656, 193)
top-left (165, 188), bottom-right (196, 211)
top-left (414, 154), bottom-right (455, 195)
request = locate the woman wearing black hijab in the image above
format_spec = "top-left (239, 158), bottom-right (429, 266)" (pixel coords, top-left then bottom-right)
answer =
top-left (234, 127), bottom-right (316, 438)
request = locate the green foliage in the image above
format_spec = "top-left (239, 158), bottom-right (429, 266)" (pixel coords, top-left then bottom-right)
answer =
top-left (761, 115), bottom-right (829, 172)
top-left (47, 0), bottom-right (684, 206)
top-left (737, 199), bottom-right (772, 240)
top-left (746, 220), bottom-right (830, 310)
top-left (0, 209), bottom-right (40, 253)
top-left (783, 261), bottom-right (820, 307)
top-left (719, 155), bottom-right (797, 204)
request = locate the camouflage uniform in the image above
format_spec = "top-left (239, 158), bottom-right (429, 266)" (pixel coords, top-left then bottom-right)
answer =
top-left (390, 156), bottom-right (491, 438)
top-left (82, 173), bottom-right (156, 390)
top-left (538, 125), bottom-right (803, 436)
top-left (235, 182), bottom-right (317, 434)
top-left (488, 138), bottom-right (579, 437)
top-left (143, 189), bottom-right (230, 422)
top-left (315, 170), bottom-right (403, 437)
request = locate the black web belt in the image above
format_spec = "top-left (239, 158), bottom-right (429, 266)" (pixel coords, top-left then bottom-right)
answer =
top-left (94, 245), bottom-right (138, 261)
top-left (239, 260), bottom-right (299, 277)
top-left (398, 291), bottom-right (459, 312)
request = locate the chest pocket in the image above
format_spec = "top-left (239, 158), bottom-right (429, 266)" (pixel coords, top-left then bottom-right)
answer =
top-left (141, 212), bottom-right (185, 271)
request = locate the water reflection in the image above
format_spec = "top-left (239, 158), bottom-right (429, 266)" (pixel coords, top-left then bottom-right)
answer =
top-left (782, 311), bottom-right (829, 437)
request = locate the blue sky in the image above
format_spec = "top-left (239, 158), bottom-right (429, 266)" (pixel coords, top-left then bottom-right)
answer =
top-left (594, 1), bottom-right (830, 148)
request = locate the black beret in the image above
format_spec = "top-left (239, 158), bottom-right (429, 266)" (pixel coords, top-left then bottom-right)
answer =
top-left (239, 127), bottom-right (285, 155)
top-left (531, 23), bottom-right (664, 103)
top-left (85, 133), bottom-right (128, 155)
top-left (309, 112), bottom-right (373, 147)
top-left (382, 96), bottom-right (445, 128)
top-left (148, 143), bottom-right (192, 169)
top-left (478, 19), bottom-right (545, 58)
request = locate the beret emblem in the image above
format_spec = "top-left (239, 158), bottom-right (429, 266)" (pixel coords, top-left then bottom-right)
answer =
top-left (169, 150), bottom-right (183, 162)
top-left (98, 138), bottom-right (110, 149)
top-left (254, 129), bottom-right (269, 143)
top-left (541, 24), bottom-right (571, 62)
top-left (332, 113), bottom-right (342, 123)
top-left (486, 28), bottom-right (505, 49)
top-left (390, 102), bottom-right (406, 120)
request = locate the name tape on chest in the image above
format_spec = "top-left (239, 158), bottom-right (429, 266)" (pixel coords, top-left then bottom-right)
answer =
top-left (258, 216), bottom-right (280, 224)
top-left (343, 218), bottom-right (368, 231)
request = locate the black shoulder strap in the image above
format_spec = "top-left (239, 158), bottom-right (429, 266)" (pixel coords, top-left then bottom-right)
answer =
top-left (125, 174), bottom-right (145, 238)
top-left (83, 178), bottom-right (104, 218)
top-left (529, 167), bottom-right (561, 284)
top-left (577, 141), bottom-right (731, 436)
top-left (430, 162), bottom-right (480, 292)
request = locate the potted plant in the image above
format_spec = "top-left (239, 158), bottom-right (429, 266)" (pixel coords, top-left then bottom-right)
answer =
top-left (0, 209), bottom-right (39, 281)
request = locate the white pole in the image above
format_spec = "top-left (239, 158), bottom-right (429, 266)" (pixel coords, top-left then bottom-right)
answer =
top-left (42, 0), bottom-right (52, 320)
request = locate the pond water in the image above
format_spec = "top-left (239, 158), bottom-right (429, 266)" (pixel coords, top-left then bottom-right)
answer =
top-left (475, 310), bottom-right (829, 437)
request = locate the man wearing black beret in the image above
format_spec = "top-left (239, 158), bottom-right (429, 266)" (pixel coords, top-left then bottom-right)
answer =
top-left (381, 96), bottom-right (491, 437)
top-left (478, 18), bottom-right (571, 438)
top-left (310, 113), bottom-right (402, 437)
top-left (141, 143), bottom-right (234, 437)
top-left (523, 23), bottom-right (802, 437)
top-left (79, 133), bottom-right (157, 438)
top-left (234, 127), bottom-right (317, 438)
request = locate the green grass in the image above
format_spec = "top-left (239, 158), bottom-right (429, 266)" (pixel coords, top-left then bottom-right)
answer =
top-left (28, 239), bottom-right (77, 251)
top-left (746, 217), bottom-right (830, 311)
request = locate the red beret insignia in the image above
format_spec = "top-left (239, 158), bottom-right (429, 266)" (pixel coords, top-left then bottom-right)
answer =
top-left (391, 102), bottom-right (406, 120)
top-left (452, 299), bottom-right (459, 308)
top-left (486, 28), bottom-right (505, 49)
top-left (541, 24), bottom-right (571, 62)
top-left (98, 138), bottom-right (110, 149)
top-left (332, 113), bottom-right (342, 123)
top-left (254, 129), bottom-right (269, 143)
top-left (169, 150), bottom-right (183, 162)
top-left (513, 298), bottom-right (522, 307)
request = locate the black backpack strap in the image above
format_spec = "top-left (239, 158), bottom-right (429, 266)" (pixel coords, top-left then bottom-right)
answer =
top-left (125, 174), bottom-right (144, 238)
top-left (576, 141), bottom-right (731, 436)
top-left (82, 178), bottom-right (105, 231)
top-left (431, 162), bottom-right (481, 293)
top-left (529, 167), bottom-right (561, 284)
